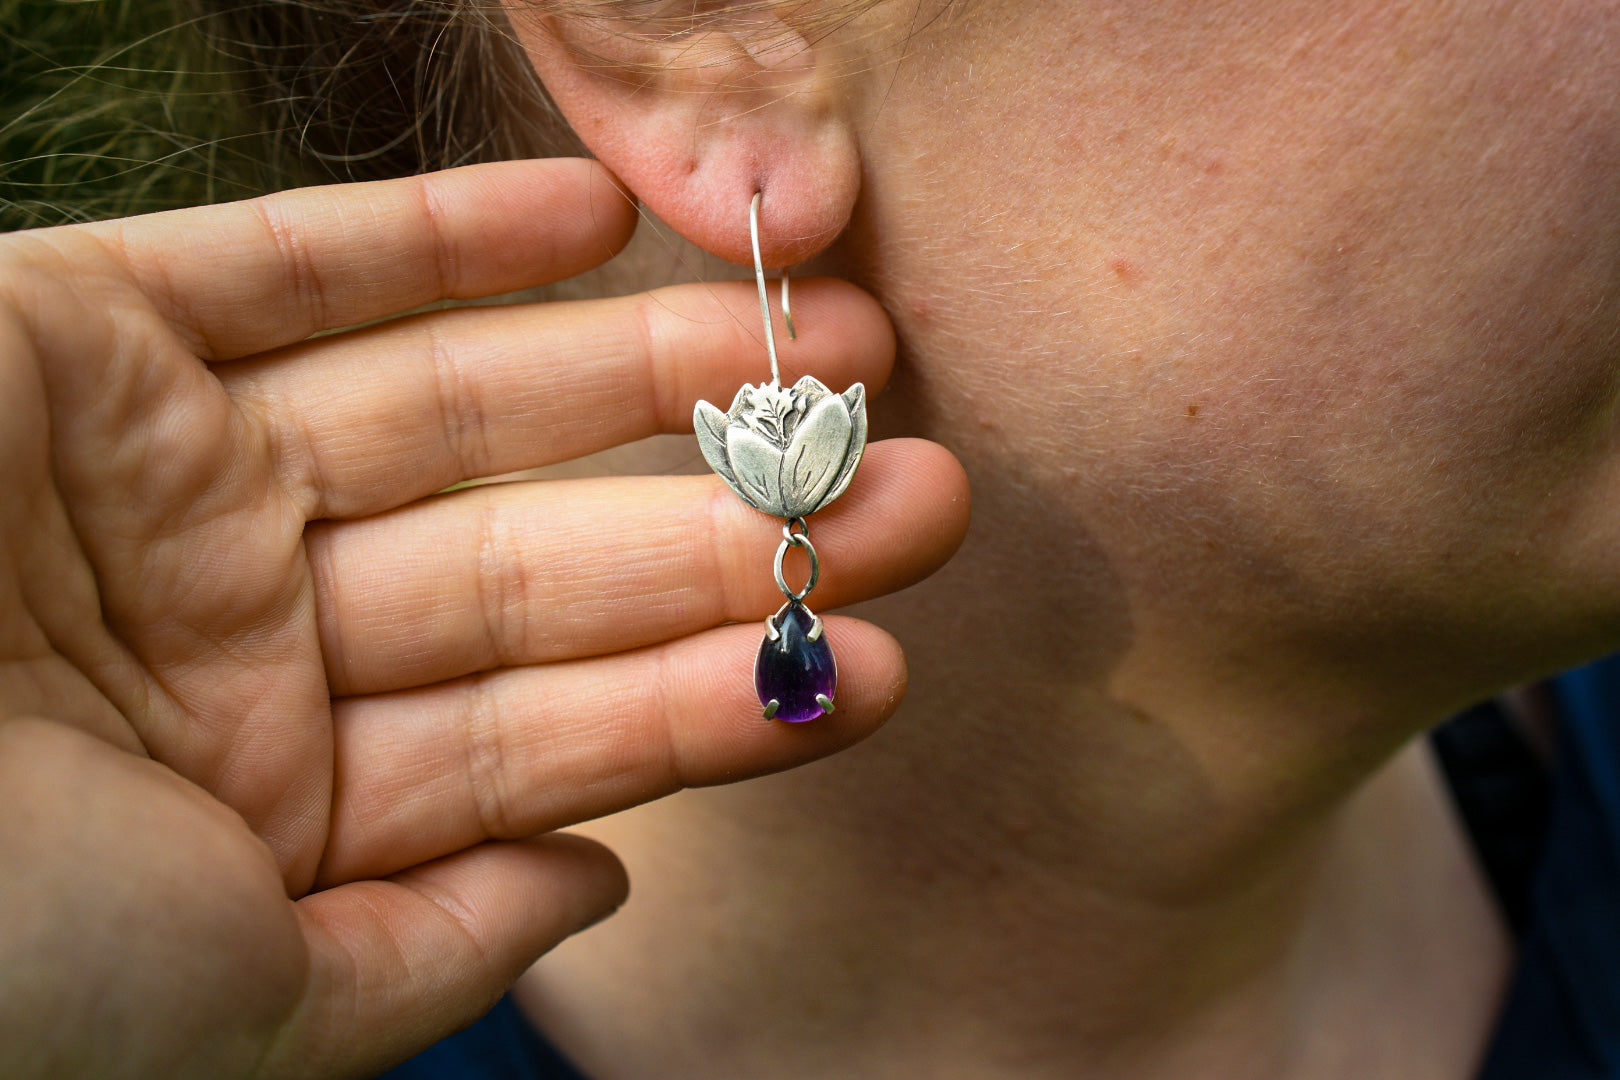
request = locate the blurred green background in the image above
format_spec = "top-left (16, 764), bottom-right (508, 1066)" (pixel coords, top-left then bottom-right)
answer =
top-left (1, 0), bottom-right (269, 230)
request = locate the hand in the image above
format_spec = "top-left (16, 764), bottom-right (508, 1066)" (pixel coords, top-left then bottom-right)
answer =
top-left (0, 159), bottom-right (969, 1078)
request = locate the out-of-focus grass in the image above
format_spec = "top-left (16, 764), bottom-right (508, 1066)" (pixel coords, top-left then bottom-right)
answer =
top-left (1, 0), bottom-right (273, 230)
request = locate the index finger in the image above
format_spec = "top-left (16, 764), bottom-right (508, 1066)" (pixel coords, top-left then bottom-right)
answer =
top-left (83, 158), bottom-right (636, 361)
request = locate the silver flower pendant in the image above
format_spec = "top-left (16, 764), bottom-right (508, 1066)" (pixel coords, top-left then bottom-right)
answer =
top-left (693, 376), bottom-right (867, 519)
top-left (695, 193), bottom-right (870, 722)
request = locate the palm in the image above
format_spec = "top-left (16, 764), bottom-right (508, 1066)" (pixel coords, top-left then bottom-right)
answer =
top-left (0, 160), bottom-right (970, 1077)
top-left (0, 272), bottom-right (327, 1075)
top-left (3, 223), bottom-right (332, 874)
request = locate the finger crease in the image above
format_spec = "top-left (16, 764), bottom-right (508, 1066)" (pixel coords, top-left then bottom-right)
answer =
top-left (416, 175), bottom-right (458, 301)
top-left (650, 644), bottom-right (689, 792)
top-left (394, 874), bottom-right (493, 975)
top-left (473, 499), bottom-right (516, 668)
top-left (633, 293), bottom-right (675, 432)
top-left (249, 197), bottom-right (327, 339)
top-left (304, 524), bottom-right (351, 691)
top-left (463, 673), bottom-right (517, 842)
top-left (92, 226), bottom-right (216, 359)
top-left (702, 484), bottom-right (743, 625)
top-left (425, 318), bottom-right (484, 482)
top-left (292, 397), bottom-right (337, 521)
top-left (226, 382), bottom-right (314, 518)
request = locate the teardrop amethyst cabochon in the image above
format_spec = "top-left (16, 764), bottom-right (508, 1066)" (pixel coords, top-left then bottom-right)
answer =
top-left (755, 602), bottom-right (837, 722)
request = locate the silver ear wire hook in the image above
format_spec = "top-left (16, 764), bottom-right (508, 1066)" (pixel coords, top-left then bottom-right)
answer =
top-left (783, 268), bottom-right (796, 341)
top-left (749, 191), bottom-right (795, 384)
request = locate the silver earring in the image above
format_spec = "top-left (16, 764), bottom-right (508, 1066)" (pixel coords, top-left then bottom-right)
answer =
top-left (693, 192), bottom-right (868, 721)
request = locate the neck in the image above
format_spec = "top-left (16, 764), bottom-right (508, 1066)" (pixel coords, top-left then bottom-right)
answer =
top-left (517, 468), bottom-right (1512, 1080)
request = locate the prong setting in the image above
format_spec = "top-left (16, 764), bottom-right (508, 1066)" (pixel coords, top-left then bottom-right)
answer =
top-left (815, 694), bottom-right (836, 714)
top-left (763, 699), bottom-right (781, 721)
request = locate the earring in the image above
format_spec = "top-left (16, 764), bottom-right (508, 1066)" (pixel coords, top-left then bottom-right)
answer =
top-left (693, 192), bottom-right (868, 722)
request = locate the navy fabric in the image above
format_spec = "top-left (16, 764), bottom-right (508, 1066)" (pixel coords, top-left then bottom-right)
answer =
top-left (378, 658), bottom-right (1620, 1080)
top-left (1476, 657), bottom-right (1620, 1079)
top-left (374, 995), bottom-right (589, 1080)
top-left (1431, 699), bottom-right (1553, 938)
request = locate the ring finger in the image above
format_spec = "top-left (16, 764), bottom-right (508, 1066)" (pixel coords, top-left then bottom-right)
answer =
top-left (307, 438), bottom-right (969, 696)
top-left (220, 276), bottom-right (893, 522)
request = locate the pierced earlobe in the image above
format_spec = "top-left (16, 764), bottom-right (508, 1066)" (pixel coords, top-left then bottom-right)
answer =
top-left (505, 3), bottom-right (862, 266)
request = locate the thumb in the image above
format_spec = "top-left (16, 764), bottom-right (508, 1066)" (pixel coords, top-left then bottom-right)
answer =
top-left (270, 834), bottom-right (627, 1078)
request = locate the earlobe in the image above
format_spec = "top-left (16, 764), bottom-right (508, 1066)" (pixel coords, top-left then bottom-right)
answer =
top-left (505, 4), bottom-right (862, 267)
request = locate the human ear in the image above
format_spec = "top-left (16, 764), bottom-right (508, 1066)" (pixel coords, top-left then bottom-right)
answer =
top-left (502, 3), bottom-right (863, 267)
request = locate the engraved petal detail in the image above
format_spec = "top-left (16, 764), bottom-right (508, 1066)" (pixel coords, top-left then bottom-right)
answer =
top-left (694, 400), bottom-right (738, 489)
top-left (726, 424), bottom-right (787, 515)
top-left (780, 394), bottom-right (852, 517)
top-left (821, 384), bottom-right (867, 508)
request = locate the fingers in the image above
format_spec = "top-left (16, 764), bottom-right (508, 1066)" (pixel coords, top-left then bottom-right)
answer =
top-left (309, 438), bottom-right (966, 887)
top-left (317, 618), bottom-right (904, 887)
top-left (221, 275), bottom-right (894, 522)
top-left (277, 834), bottom-right (625, 1079)
top-left (307, 439), bottom-right (968, 696)
top-left (84, 159), bottom-right (637, 361)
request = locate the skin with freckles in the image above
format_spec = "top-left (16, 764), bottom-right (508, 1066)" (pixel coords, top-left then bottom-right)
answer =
top-left (506, 1), bottom-right (1620, 1078)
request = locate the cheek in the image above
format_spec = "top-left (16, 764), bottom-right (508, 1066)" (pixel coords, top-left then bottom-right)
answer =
top-left (1130, 34), bottom-right (1620, 620)
top-left (856, 0), bottom-right (1620, 659)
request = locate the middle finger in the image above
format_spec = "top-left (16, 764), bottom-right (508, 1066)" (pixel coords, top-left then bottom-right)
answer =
top-left (219, 277), bottom-right (893, 522)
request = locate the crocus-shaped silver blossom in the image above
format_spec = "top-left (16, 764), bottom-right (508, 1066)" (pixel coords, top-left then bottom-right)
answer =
top-left (694, 376), bottom-right (867, 519)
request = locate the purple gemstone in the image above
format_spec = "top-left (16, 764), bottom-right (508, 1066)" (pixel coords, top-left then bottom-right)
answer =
top-left (755, 602), bottom-right (837, 722)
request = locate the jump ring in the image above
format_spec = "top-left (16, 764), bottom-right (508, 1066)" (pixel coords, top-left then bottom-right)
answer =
top-left (774, 522), bottom-right (820, 601)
